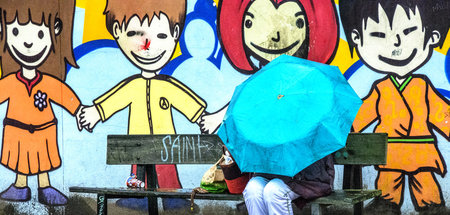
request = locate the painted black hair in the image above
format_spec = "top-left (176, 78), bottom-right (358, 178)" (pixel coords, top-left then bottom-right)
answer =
top-left (339, 0), bottom-right (450, 57)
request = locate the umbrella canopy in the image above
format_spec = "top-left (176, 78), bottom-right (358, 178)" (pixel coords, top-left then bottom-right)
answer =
top-left (218, 55), bottom-right (362, 177)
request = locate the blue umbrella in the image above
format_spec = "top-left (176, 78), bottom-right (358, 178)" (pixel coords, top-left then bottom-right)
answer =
top-left (218, 55), bottom-right (362, 177)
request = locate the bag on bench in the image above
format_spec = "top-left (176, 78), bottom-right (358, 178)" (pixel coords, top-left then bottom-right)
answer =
top-left (199, 155), bottom-right (227, 193)
top-left (191, 156), bottom-right (228, 211)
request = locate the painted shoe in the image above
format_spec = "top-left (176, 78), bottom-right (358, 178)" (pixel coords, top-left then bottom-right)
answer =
top-left (0, 184), bottom-right (31, 202)
top-left (116, 198), bottom-right (148, 211)
top-left (418, 204), bottom-right (447, 215)
top-left (163, 198), bottom-right (196, 211)
top-left (364, 197), bottom-right (401, 215)
top-left (37, 186), bottom-right (68, 206)
top-left (115, 198), bottom-right (197, 211)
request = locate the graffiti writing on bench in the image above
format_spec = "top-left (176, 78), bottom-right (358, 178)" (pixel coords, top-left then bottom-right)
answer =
top-left (98, 195), bottom-right (105, 214)
top-left (160, 135), bottom-right (210, 163)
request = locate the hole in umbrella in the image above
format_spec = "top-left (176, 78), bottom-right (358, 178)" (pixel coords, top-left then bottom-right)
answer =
top-left (277, 94), bottom-right (284, 99)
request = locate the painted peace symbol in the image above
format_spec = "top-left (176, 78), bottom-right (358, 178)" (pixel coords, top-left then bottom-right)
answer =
top-left (159, 97), bottom-right (170, 110)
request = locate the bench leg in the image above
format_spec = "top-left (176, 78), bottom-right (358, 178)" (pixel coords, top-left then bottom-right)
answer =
top-left (146, 164), bottom-right (158, 215)
top-left (97, 194), bottom-right (107, 215)
top-left (353, 202), bottom-right (363, 215)
top-left (311, 203), bottom-right (325, 215)
top-left (343, 165), bottom-right (364, 215)
top-left (148, 196), bottom-right (158, 215)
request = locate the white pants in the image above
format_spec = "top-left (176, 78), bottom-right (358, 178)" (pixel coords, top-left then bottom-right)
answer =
top-left (243, 176), bottom-right (300, 215)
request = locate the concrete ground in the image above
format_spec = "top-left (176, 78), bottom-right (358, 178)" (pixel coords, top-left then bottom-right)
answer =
top-left (0, 196), bottom-right (314, 215)
top-left (0, 196), bottom-right (250, 215)
top-left (2, 196), bottom-right (449, 214)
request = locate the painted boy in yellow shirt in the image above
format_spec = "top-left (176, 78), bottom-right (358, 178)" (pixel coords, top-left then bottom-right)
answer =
top-left (80, 0), bottom-right (206, 210)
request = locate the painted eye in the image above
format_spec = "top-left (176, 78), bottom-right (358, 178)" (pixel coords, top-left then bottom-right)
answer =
top-left (12, 27), bottom-right (19, 36)
top-left (403, 26), bottom-right (417, 36)
top-left (370, 32), bottom-right (386, 38)
top-left (127, 31), bottom-right (137, 37)
top-left (245, 19), bottom-right (252, 28)
top-left (157, 33), bottom-right (167, 39)
top-left (296, 18), bottom-right (304, 29)
top-left (38, 30), bottom-right (44, 39)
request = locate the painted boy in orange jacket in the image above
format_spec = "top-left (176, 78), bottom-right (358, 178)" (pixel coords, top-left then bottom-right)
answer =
top-left (340, 0), bottom-right (449, 212)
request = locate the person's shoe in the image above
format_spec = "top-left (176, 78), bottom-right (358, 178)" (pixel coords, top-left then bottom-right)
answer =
top-left (0, 184), bottom-right (31, 202)
top-left (236, 201), bottom-right (247, 213)
top-left (364, 197), bottom-right (401, 215)
top-left (116, 198), bottom-right (148, 211)
top-left (37, 186), bottom-right (68, 206)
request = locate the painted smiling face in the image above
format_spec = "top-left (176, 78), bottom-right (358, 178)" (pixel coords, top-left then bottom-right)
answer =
top-left (352, 4), bottom-right (440, 77)
top-left (113, 14), bottom-right (179, 72)
top-left (243, 0), bottom-right (307, 64)
top-left (5, 18), bottom-right (55, 69)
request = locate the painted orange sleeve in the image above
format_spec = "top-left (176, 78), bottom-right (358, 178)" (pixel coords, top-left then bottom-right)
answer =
top-left (353, 87), bottom-right (379, 132)
top-left (427, 83), bottom-right (450, 139)
top-left (0, 75), bottom-right (14, 104)
top-left (46, 76), bottom-right (81, 115)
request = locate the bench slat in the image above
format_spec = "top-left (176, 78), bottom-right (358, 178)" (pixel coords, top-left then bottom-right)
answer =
top-left (69, 187), bottom-right (380, 205)
top-left (107, 134), bottom-right (223, 164)
top-left (312, 189), bottom-right (381, 205)
top-left (70, 187), bottom-right (243, 201)
top-left (334, 133), bottom-right (387, 165)
top-left (107, 133), bottom-right (387, 165)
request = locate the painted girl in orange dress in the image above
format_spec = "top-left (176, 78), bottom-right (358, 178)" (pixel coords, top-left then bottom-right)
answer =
top-left (0, 0), bottom-right (83, 206)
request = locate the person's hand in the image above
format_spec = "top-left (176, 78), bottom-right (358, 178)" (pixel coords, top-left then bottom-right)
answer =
top-left (80, 105), bottom-right (101, 132)
top-left (198, 105), bottom-right (228, 134)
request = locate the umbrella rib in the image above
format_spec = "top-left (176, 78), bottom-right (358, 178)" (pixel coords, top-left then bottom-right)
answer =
top-left (283, 92), bottom-right (309, 96)
top-left (279, 82), bottom-right (283, 95)
top-left (252, 98), bottom-right (275, 108)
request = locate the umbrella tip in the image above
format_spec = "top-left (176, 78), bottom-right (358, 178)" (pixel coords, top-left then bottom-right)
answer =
top-left (277, 94), bottom-right (284, 100)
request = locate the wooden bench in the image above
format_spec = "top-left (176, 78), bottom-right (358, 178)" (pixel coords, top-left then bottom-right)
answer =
top-left (70, 133), bottom-right (387, 215)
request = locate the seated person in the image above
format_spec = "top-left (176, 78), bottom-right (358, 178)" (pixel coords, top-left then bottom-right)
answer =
top-left (243, 154), bottom-right (334, 215)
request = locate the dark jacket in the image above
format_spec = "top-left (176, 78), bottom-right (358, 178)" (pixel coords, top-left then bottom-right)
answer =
top-left (255, 154), bottom-right (335, 209)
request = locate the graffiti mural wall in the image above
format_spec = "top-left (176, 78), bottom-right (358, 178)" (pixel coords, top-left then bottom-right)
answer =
top-left (0, 0), bottom-right (448, 213)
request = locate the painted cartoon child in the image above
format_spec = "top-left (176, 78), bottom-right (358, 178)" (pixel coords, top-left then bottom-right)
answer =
top-left (200, 0), bottom-right (338, 133)
top-left (80, 0), bottom-right (206, 208)
top-left (0, 0), bottom-right (83, 206)
top-left (340, 0), bottom-right (450, 212)
top-left (202, 0), bottom-right (340, 213)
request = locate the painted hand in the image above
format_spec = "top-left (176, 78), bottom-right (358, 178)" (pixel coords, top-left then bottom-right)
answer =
top-left (79, 105), bottom-right (101, 132)
top-left (199, 105), bottom-right (228, 134)
top-left (75, 105), bottom-right (85, 131)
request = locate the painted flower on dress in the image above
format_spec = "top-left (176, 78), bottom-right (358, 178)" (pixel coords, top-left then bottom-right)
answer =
top-left (34, 90), bottom-right (48, 111)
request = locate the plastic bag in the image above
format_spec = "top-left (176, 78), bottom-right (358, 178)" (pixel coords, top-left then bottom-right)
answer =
top-left (199, 155), bottom-right (227, 193)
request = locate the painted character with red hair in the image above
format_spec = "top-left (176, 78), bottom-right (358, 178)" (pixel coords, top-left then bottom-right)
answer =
top-left (199, 0), bottom-right (339, 214)
top-left (200, 0), bottom-right (339, 135)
